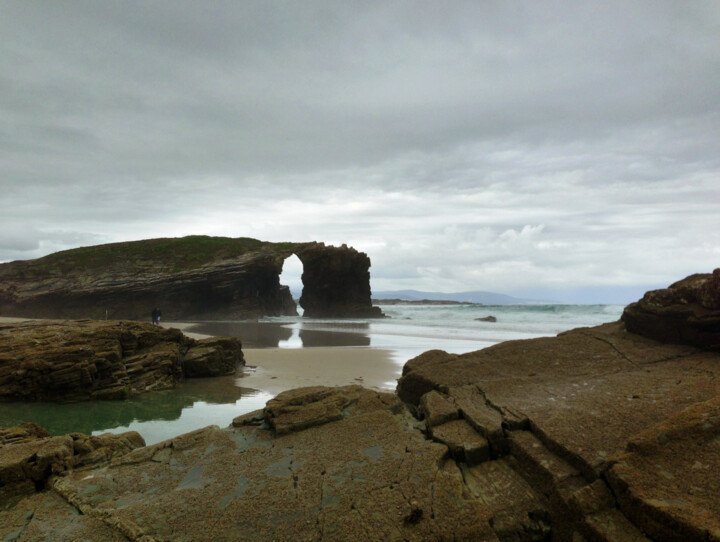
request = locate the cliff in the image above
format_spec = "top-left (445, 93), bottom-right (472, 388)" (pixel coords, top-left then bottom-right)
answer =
top-left (0, 236), bottom-right (383, 320)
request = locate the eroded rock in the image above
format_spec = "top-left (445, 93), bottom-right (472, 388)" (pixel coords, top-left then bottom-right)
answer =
top-left (622, 268), bottom-right (720, 350)
top-left (182, 337), bottom-right (242, 377)
top-left (0, 423), bottom-right (144, 506)
top-left (606, 396), bottom-right (720, 542)
top-left (475, 315), bottom-right (497, 322)
top-left (297, 244), bottom-right (384, 318)
top-left (0, 236), bottom-right (384, 320)
top-left (0, 319), bottom-right (243, 401)
top-left (1, 272), bottom-right (718, 541)
top-left (397, 317), bottom-right (719, 539)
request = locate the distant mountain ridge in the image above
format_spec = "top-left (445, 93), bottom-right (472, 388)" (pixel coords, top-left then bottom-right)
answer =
top-left (372, 289), bottom-right (533, 305)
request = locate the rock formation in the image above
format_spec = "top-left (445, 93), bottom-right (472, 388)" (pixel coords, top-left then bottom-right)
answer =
top-left (0, 422), bottom-right (145, 507)
top-left (298, 244), bottom-right (383, 318)
top-left (0, 319), bottom-right (243, 402)
top-left (395, 320), bottom-right (719, 541)
top-left (475, 315), bottom-right (497, 322)
top-left (622, 267), bottom-right (720, 350)
top-left (0, 273), bottom-right (718, 540)
top-left (0, 236), bottom-right (384, 320)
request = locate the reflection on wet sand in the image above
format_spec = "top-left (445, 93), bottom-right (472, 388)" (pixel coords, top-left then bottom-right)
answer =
top-left (188, 321), bottom-right (371, 348)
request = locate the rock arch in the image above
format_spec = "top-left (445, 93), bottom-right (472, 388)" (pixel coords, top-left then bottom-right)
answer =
top-left (0, 237), bottom-right (384, 320)
top-left (294, 243), bottom-right (383, 319)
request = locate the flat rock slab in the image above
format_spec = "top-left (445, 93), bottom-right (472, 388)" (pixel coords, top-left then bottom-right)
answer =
top-left (606, 396), bottom-right (720, 542)
top-left (398, 322), bottom-right (719, 476)
top-left (48, 387), bottom-right (497, 541)
top-left (0, 490), bottom-right (130, 542)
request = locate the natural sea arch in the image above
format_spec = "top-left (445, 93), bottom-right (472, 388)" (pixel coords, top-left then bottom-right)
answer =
top-left (279, 254), bottom-right (304, 315)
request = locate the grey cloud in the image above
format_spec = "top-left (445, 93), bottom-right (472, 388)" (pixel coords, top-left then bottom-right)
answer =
top-left (1, 2), bottom-right (718, 301)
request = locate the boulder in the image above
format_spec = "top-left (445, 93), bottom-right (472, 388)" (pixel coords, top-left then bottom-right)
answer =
top-left (262, 385), bottom-right (398, 435)
top-left (182, 337), bottom-right (243, 377)
top-left (475, 315), bottom-right (497, 322)
top-left (622, 268), bottom-right (720, 350)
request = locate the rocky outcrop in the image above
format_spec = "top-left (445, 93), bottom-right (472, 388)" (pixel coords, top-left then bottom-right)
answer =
top-left (0, 319), bottom-right (243, 402)
top-left (395, 321), bottom-right (719, 541)
top-left (606, 396), bottom-right (720, 541)
top-left (622, 268), bottom-right (720, 350)
top-left (0, 422), bottom-right (144, 505)
top-left (6, 388), bottom-right (495, 541)
top-left (298, 244), bottom-right (384, 318)
top-left (475, 315), bottom-right (497, 322)
top-left (0, 236), bottom-right (384, 320)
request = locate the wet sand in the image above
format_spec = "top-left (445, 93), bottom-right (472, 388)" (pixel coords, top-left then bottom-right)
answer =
top-left (239, 347), bottom-right (400, 396)
top-left (164, 320), bottom-right (403, 395)
top-left (165, 321), bottom-right (401, 395)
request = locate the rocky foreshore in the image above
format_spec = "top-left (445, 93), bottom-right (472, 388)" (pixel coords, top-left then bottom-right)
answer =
top-left (1, 271), bottom-right (719, 541)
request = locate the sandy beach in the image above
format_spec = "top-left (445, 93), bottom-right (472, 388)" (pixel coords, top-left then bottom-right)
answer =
top-left (165, 321), bottom-right (403, 396)
top-left (239, 347), bottom-right (400, 396)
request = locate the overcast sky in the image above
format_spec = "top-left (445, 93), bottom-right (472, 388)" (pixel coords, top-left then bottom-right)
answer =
top-left (2, 1), bottom-right (718, 303)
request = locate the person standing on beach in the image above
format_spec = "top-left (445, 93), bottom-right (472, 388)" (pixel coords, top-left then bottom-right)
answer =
top-left (151, 307), bottom-right (162, 325)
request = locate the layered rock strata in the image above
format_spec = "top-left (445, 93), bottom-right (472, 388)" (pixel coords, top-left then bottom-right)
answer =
top-left (0, 236), bottom-right (383, 320)
top-left (0, 319), bottom-right (243, 402)
top-left (396, 322), bottom-right (719, 541)
top-left (298, 244), bottom-right (383, 318)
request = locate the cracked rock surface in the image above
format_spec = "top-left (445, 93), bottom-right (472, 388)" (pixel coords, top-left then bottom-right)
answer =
top-left (397, 321), bottom-right (719, 541)
top-left (7, 387), bottom-right (495, 541)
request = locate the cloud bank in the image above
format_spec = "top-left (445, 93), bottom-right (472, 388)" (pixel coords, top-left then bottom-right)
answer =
top-left (1, 1), bottom-right (719, 302)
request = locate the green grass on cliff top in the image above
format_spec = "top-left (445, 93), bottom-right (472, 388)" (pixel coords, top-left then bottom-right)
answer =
top-left (12, 236), bottom-right (300, 276)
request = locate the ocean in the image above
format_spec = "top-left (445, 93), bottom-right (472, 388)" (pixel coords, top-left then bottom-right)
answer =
top-left (0, 304), bottom-right (625, 444)
top-left (287, 303), bottom-right (626, 362)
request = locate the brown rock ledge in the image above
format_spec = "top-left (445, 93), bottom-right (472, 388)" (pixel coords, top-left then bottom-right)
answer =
top-left (622, 268), bottom-right (720, 350)
top-left (0, 319), bottom-right (243, 402)
top-left (396, 321), bottom-right (719, 541)
top-left (4, 387), bottom-right (496, 541)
